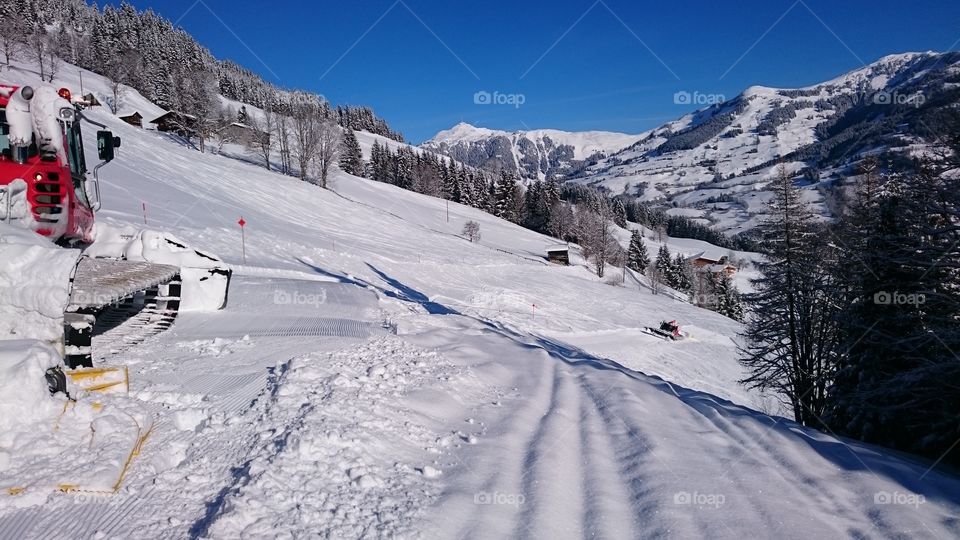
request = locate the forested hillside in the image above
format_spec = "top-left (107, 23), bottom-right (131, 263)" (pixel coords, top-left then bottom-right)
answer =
top-left (0, 0), bottom-right (404, 141)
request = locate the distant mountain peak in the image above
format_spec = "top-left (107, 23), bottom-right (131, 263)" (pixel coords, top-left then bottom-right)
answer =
top-left (423, 124), bottom-right (641, 181)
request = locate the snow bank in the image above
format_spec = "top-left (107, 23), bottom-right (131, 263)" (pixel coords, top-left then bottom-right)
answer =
top-left (0, 224), bottom-right (80, 342)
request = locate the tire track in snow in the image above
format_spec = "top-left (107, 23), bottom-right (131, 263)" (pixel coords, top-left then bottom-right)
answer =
top-left (576, 378), bottom-right (642, 539)
top-left (578, 379), bottom-right (671, 538)
top-left (513, 365), bottom-right (584, 539)
top-left (448, 350), bottom-right (558, 540)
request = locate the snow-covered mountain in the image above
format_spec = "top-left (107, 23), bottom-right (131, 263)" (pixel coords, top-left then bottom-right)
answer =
top-left (421, 122), bottom-right (641, 181)
top-left (576, 51), bottom-right (960, 235)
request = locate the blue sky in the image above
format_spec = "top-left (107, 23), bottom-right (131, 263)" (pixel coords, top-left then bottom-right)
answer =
top-left (108, 0), bottom-right (960, 142)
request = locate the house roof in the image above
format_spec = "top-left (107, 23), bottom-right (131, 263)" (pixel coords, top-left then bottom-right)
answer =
top-left (546, 244), bottom-right (569, 253)
top-left (149, 111), bottom-right (197, 124)
top-left (117, 110), bottom-right (142, 119)
top-left (689, 250), bottom-right (727, 263)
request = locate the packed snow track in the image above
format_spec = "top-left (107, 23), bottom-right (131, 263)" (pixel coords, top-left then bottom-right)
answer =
top-left (0, 276), bottom-right (387, 539)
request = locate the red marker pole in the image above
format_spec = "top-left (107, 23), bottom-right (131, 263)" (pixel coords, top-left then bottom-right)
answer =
top-left (142, 202), bottom-right (147, 225)
top-left (238, 217), bottom-right (247, 264)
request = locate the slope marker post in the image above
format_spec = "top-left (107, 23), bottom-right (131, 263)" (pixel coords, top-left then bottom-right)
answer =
top-left (238, 217), bottom-right (247, 264)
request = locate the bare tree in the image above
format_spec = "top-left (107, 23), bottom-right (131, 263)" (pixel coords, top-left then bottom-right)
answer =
top-left (315, 120), bottom-right (341, 188)
top-left (0, 16), bottom-right (23, 69)
top-left (274, 112), bottom-right (292, 175)
top-left (578, 208), bottom-right (621, 278)
top-left (462, 221), bottom-right (481, 243)
top-left (290, 100), bottom-right (320, 182)
top-left (100, 51), bottom-right (143, 113)
top-left (103, 59), bottom-right (129, 114)
top-left (646, 264), bottom-right (663, 295)
top-left (46, 43), bottom-right (60, 82)
top-left (27, 30), bottom-right (51, 81)
top-left (179, 68), bottom-right (221, 153)
top-left (247, 106), bottom-right (275, 170)
top-left (548, 201), bottom-right (575, 241)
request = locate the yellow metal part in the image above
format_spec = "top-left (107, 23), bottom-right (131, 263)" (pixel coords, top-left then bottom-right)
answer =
top-left (5, 487), bottom-right (25, 496)
top-left (112, 420), bottom-right (154, 493)
top-left (66, 366), bottom-right (129, 394)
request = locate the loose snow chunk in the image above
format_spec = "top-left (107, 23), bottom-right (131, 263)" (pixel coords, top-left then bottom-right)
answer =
top-left (173, 408), bottom-right (209, 432)
top-left (0, 340), bottom-right (62, 433)
top-left (418, 466), bottom-right (442, 479)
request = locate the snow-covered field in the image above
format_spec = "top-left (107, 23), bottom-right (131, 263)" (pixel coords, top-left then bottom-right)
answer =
top-left (1, 62), bottom-right (959, 539)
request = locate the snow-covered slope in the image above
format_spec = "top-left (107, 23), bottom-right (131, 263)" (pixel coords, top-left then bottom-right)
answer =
top-left (576, 52), bottom-right (960, 235)
top-left (422, 122), bottom-right (641, 181)
top-left (1, 60), bottom-right (959, 539)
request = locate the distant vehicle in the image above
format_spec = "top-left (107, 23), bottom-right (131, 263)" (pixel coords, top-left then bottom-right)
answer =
top-left (642, 320), bottom-right (687, 341)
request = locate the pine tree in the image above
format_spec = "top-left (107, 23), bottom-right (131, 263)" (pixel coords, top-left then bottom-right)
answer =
top-left (523, 181), bottom-right (551, 234)
top-left (493, 170), bottom-right (518, 221)
top-left (655, 244), bottom-right (673, 285)
top-left (739, 165), bottom-right (840, 428)
top-left (454, 165), bottom-right (468, 205)
top-left (394, 147), bottom-right (413, 189)
top-left (671, 253), bottom-right (692, 293)
top-left (714, 273), bottom-right (744, 321)
top-left (826, 137), bottom-right (960, 465)
top-left (439, 162), bottom-right (462, 203)
top-left (612, 198), bottom-right (628, 228)
top-left (370, 141), bottom-right (392, 183)
top-left (338, 127), bottom-right (364, 177)
top-left (626, 230), bottom-right (650, 273)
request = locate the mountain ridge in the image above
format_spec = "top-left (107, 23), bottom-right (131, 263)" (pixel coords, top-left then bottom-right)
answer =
top-left (423, 51), bottom-right (960, 235)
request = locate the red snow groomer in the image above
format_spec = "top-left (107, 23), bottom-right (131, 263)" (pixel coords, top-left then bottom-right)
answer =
top-left (643, 320), bottom-right (687, 341)
top-left (0, 84), bottom-right (118, 244)
top-left (0, 84), bottom-right (187, 383)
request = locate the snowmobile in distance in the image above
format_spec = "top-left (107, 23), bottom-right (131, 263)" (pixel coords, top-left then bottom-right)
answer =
top-left (642, 320), bottom-right (687, 341)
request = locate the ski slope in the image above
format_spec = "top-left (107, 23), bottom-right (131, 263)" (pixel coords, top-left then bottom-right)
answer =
top-left (1, 62), bottom-right (959, 539)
